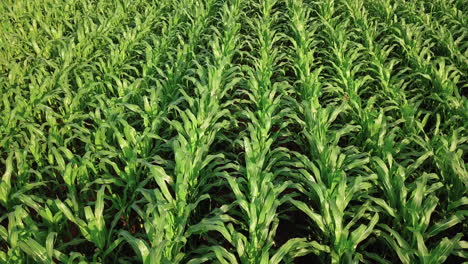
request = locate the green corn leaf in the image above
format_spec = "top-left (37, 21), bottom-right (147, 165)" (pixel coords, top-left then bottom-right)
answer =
top-left (120, 231), bottom-right (150, 263)
top-left (427, 211), bottom-right (467, 238)
top-left (289, 198), bottom-right (325, 232)
top-left (18, 238), bottom-right (49, 263)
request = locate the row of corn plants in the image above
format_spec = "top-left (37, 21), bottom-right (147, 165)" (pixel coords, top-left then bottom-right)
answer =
top-left (287, 0), bottom-right (379, 262)
top-left (204, 0), bottom-right (312, 262)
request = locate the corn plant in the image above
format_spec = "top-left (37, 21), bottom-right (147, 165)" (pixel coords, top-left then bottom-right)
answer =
top-left (0, 206), bottom-right (68, 263)
top-left (371, 157), bottom-right (466, 263)
top-left (54, 186), bottom-right (108, 250)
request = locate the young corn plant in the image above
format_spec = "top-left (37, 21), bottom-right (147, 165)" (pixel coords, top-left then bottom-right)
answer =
top-left (54, 186), bottom-right (109, 253)
top-left (423, 122), bottom-right (467, 206)
top-left (370, 157), bottom-right (466, 263)
top-left (0, 151), bottom-right (48, 214)
top-left (0, 206), bottom-right (67, 263)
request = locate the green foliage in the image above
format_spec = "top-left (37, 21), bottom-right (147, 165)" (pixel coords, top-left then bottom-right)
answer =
top-left (0, 0), bottom-right (466, 263)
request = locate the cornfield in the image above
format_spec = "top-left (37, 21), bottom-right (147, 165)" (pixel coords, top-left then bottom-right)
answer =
top-left (0, 0), bottom-right (467, 263)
